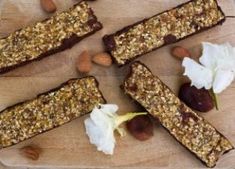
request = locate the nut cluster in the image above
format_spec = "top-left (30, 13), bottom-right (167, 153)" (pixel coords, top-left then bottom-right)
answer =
top-left (123, 62), bottom-right (234, 167)
top-left (0, 77), bottom-right (105, 148)
top-left (0, 2), bottom-right (99, 70)
top-left (109, 0), bottom-right (225, 65)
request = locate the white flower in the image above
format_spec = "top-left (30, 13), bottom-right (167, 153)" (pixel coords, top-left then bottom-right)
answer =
top-left (84, 104), bottom-right (146, 155)
top-left (182, 42), bottom-right (235, 93)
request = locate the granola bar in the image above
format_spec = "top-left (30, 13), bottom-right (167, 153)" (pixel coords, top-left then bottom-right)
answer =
top-left (123, 62), bottom-right (234, 167)
top-left (103, 0), bottom-right (225, 65)
top-left (0, 1), bottom-right (102, 74)
top-left (0, 76), bottom-right (106, 148)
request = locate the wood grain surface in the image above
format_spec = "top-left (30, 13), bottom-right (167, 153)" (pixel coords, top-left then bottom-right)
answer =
top-left (0, 0), bottom-right (235, 168)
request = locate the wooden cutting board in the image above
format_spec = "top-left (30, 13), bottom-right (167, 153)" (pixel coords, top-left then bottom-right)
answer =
top-left (0, 0), bottom-right (235, 168)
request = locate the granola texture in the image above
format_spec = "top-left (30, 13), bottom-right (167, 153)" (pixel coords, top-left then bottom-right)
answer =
top-left (0, 77), bottom-right (105, 148)
top-left (0, 1), bottom-right (102, 73)
top-left (104, 0), bottom-right (225, 65)
top-left (123, 62), bottom-right (234, 167)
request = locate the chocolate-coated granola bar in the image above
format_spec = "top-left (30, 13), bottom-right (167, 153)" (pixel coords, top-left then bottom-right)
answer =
top-left (103, 0), bottom-right (225, 65)
top-left (123, 62), bottom-right (234, 167)
top-left (0, 76), bottom-right (106, 148)
top-left (0, 1), bottom-right (102, 74)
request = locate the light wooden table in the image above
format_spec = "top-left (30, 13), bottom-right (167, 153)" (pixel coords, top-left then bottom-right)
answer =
top-left (0, 0), bottom-right (235, 169)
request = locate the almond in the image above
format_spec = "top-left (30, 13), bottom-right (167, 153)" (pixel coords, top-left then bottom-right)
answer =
top-left (171, 46), bottom-right (191, 60)
top-left (40, 0), bottom-right (57, 13)
top-left (20, 145), bottom-right (42, 161)
top-left (92, 53), bottom-right (112, 67)
top-left (77, 50), bottom-right (92, 73)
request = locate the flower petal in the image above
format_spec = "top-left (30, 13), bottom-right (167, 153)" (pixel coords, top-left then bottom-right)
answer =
top-left (85, 118), bottom-right (102, 146)
top-left (183, 57), bottom-right (213, 90)
top-left (200, 42), bottom-right (235, 73)
top-left (216, 43), bottom-right (235, 72)
top-left (84, 105), bottom-right (118, 155)
top-left (100, 104), bottom-right (119, 117)
top-left (85, 118), bottom-right (115, 155)
top-left (97, 125), bottom-right (115, 155)
top-left (233, 47), bottom-right (235, 76)
top-left (199, 42), bottom-right (221, 70)
top-left (213, 69), bottom-right (234, 94)
top-left (90, 107), bottom-right (113, 128)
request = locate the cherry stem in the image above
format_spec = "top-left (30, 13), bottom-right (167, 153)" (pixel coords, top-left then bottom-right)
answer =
top-left (210, 89), bottom-right (219, 110)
